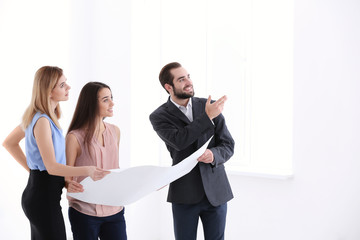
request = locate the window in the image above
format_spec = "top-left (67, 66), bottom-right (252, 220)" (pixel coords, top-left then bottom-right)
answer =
top-left (130, 0), bottom-right (293, 178)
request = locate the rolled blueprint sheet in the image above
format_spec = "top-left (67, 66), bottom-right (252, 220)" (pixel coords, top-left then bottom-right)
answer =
top-left (67, 136), bottom-right (213, 206)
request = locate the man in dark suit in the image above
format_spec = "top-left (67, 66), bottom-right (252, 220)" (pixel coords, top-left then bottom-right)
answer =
top-left (149, 62), bottom-right (235, 240)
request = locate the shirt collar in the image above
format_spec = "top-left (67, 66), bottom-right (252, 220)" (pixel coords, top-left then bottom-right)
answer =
top-left (170, 97), bottom-right (192, 109)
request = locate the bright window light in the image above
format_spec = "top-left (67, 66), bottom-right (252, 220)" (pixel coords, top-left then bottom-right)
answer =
top-left (131, 0), bottom-right (293, 178)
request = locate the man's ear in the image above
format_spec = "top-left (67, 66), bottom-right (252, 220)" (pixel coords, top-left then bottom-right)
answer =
top-left (164, 83), bottom-right (172, 93)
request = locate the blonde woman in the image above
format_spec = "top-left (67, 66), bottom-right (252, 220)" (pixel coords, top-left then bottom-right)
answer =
top-left (2, 66), bottom-right (109, 240)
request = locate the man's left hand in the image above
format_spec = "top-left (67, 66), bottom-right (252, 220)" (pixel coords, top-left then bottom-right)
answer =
top-left (197, 149), bottom-right (214, 164)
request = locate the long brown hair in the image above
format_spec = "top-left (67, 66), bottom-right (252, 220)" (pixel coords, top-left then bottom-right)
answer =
top-left (67, 81), bottom-right (111, 150)
top-left (21, 66), bottom-right (63, 129)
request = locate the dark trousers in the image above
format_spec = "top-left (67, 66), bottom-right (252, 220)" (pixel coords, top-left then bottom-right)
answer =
top-left (22, 170), bottom-right (66, 240)
top-left (172, 196), bottom-right (227, 240)
top-left (68, 207), bottom-right (127, 240)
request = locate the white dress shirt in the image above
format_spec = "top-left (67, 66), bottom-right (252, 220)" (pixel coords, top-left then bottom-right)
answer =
top-left (170, 97), bottom-right (193, 122)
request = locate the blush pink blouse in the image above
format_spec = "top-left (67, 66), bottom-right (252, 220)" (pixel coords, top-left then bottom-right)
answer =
top-left (67, 122), bottom-right (123, 217)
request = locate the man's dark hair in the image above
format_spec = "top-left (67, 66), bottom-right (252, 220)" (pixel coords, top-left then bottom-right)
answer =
top-left (159, 62), bottom-right (182, 93)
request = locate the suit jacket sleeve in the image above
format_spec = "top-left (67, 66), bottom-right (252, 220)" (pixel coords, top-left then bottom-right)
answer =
top-left (210, 113), bottom-right (235, 167)
top-left (150, 108), bottom-right (214, 152)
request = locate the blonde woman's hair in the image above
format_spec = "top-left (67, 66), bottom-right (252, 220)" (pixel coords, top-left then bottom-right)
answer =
top-left (21, 66), bottom-right (64, 129)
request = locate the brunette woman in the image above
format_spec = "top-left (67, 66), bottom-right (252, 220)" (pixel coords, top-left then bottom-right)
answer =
top-left (66, 82), bottom-right (127, 240)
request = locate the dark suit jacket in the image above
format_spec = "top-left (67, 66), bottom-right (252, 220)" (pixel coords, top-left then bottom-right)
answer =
top-left (149, 97), bottom-right (234, 206)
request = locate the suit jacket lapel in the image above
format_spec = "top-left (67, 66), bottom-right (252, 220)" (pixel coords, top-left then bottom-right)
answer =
top-left (165, 97), bottom-right (191, 124)
top-left (191, 97), bottom-right (203, 120)
top-left (191, 97), bottom-right (208, 149)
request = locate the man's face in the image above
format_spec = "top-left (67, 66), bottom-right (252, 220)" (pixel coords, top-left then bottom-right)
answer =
top-left (169, 67), bottom-right (194, 99)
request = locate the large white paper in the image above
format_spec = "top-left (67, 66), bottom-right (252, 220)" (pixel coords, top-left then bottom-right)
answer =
top-left (67, 137), bottom-right (212, 206)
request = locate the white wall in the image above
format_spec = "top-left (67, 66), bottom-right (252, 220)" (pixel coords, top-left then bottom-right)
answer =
top-left (221, 0), bottom-right (360, 239)
top-left (1, 0), bottom-right (360, 239)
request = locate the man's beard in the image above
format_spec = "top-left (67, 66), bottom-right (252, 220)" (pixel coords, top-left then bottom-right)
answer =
top-left (173, 85), bottom-right (195, 99)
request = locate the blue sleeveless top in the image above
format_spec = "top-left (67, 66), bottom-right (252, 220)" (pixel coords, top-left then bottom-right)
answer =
top-left (25, 112), bottom-right (66, 171)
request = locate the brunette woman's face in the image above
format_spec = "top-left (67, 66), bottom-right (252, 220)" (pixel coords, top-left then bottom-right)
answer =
top-left (50, 75), bottom-right (70, 102)
top-left (97, 88), bottom-right (114, 118)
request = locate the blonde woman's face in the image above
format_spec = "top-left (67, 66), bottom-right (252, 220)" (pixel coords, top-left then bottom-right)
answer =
top-left (50, 75), bottom-right (70, 102)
